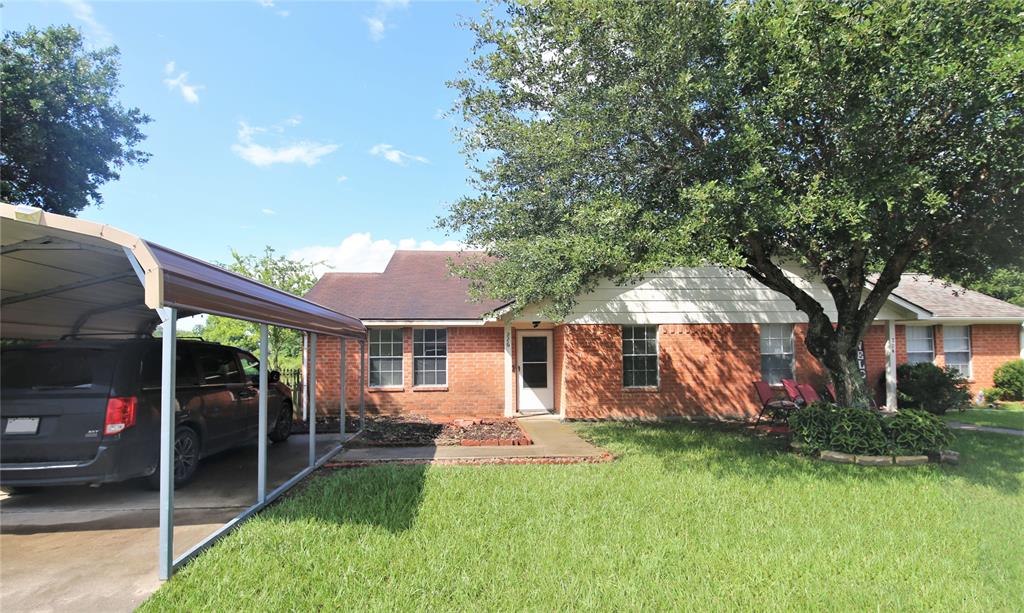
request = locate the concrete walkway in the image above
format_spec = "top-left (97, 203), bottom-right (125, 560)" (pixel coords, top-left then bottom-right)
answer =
top-left (945, 421), bottom-right (1024, 436)
top-left (334, 416), bottom-right (607, 463)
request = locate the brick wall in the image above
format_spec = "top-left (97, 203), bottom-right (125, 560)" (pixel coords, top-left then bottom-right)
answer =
top-left (312, 326), bottom-right (505, 422)
top-left (892, 324), bottom-right (1020, 395)
top-left (559, 323), bottom-right (819, 420)
top-left (966, 324), bottom-right (1021, 393)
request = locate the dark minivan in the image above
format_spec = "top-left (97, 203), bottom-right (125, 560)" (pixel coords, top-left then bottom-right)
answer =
top-left (0, 338), bottom-right (294, 491)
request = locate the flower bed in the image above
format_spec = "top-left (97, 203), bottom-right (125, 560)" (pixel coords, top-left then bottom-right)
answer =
top-left (789, 403), bottom-right (955, 459)
top-left (350, 416), bottom-right (532, 447)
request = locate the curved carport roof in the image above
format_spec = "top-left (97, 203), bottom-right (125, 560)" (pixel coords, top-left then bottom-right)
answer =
top-left (0, 202), bottom-right (364, 340)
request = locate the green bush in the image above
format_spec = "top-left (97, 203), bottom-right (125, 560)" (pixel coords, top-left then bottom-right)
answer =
top-left (883, 409), bottom-right (953, 455)
top-left (896, 362), bottom-right (971, 415)
top-left (983, 387), bottom-right (1011, 403)
top-left (993, 359), bottom-right (1024, 401)
top-left (789, 403), bottom-right (953, 456)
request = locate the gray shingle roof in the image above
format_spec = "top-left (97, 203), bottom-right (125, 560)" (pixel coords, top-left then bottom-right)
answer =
top-left (889, 274), bottom-right (1024, 319)
top-left (304, 251), bottom-right (509, 320)
top-left (307, 252), bottom-right (1024, 322)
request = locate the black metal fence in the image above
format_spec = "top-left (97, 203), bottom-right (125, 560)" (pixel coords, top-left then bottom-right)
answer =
top-left (279, 367), bottom-right (303, 408)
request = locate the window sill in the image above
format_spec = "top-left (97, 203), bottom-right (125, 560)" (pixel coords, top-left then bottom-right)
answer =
top-left (624, 386), bottom-right (659, 392)
top-left (413, 386), bottom-right (448, 392)
top-left (368, 386), bottom-right (405, 393)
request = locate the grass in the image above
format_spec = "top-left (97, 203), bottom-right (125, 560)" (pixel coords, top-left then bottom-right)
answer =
top-left (944, 402), bottom-right (1024, 431)
top-left (142, 423), bottom-right (1023, 612)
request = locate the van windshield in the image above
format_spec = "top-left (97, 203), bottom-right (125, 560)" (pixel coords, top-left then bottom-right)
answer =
top-left (1, 347), bottom-right (115, 391)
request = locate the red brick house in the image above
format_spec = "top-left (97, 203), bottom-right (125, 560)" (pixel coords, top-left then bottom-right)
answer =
top-left (305, 251), bottom-right (1024, 422)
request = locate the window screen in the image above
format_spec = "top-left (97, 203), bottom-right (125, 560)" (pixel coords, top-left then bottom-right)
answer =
top-left (760, 324), bottom-right (794, 385)
top-left (906, 327), bottom-right (935, 365)
top-left (623, 325), bottom-right (658, 387)
top-left (369, 328), bottom-right (404, 387)
top-left (413, 328), bottom-right (447, 386)
top-left (943, 326), bottom-right (971, 378)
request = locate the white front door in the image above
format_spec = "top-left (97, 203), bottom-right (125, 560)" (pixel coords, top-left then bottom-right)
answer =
top-left (517, 331), bottom-right (553, 414)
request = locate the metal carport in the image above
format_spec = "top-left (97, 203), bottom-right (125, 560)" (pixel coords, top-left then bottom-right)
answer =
top-left (0, 202), bottom-right (367, 580)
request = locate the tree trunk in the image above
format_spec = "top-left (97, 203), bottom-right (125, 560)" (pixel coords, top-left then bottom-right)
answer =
top-left (803, 324), bottom-right (872, 408)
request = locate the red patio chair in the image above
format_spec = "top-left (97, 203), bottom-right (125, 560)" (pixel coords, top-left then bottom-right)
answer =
top-left (825, 383), bottom-right (838, 403)
top-left (780, 379), bottom-right (803, 405)
top-left (752, 381), bottom-right (799, 430)
top-left (797, 383), bottom-right (822, 405)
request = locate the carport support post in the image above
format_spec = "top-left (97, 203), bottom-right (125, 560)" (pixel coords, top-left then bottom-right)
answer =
top-left (339, 339), bottom-right (347, 437)
top-left (359, 340), bottom-right (366, 431)
top-left (257, 324), bottom-right (269, 503)
top-left (309, 333), bottom-right (317, 467)
top-left (158, 307), bottom-right (177, 581)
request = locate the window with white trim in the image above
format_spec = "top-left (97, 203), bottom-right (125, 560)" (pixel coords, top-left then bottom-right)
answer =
top-left (622, 325), bottom-right (658, 387)
top-left (906, 326), bottom-right (935, 365)
top-left (760, 324), bottom-right (794, 385)
top-left (413, 328), bottom-right (447, 386)
top-left (943, 325), bottom-right (971, 378)
top-left (369, 328), bottom-right (403, 387)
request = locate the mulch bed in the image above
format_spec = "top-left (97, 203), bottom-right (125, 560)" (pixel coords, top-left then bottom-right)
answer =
top-left (348, 416), bottom-right (532, 447)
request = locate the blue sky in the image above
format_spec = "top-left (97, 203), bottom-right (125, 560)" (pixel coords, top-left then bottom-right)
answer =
top-left (5, 0), bottom-right (485, 272)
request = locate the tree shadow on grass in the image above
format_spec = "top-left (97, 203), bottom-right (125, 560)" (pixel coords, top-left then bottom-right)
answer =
top-left (579, 421), bottom-right (1023, 496)
top-left (265, 463), bottom-right (429, 533)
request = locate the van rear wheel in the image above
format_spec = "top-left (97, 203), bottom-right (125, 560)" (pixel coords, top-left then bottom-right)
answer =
top-left (269, 402), bottom-right (293, 443)
top-left (145, 426), bottom-right (201, 490)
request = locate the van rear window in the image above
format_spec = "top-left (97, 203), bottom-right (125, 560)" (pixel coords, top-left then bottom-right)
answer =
top-left (1, 348), bottom-right (114, 390)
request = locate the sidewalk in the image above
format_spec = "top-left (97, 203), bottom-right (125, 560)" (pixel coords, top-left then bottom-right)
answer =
top-left (945, 421), bottom-right (1024, 437)
top-left (331, 416), bottom-right (609, 464)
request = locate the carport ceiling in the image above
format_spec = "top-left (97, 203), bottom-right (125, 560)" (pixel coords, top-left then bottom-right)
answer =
top-left (0, 203), bottom-right (365, 340)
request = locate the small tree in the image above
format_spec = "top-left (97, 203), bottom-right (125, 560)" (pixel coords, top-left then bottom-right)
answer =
top-left (197, 247), bottom-right (320, 370)
top-left (1, 26), bottom-right (151, 215)
top-left (442, 0), bottom-right (1024, 406)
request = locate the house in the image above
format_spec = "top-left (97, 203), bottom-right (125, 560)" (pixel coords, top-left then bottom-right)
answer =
top-left (305, 250), bottom-right (1024, 421)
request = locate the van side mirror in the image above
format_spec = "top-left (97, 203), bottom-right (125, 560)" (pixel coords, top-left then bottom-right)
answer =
top-left (269, 370), bottom-right (281, 383)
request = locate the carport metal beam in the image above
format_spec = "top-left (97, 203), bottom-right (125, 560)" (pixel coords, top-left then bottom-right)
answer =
top-left (158, 308), bottom-right (177, 581)
top-left (258, 325), bottom-right (269, 504)
top-left (309, 333), bottom-right (317, 466)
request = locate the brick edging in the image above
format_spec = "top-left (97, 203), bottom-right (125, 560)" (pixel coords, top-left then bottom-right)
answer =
top-left (325, 452), bottom-right (615, 469)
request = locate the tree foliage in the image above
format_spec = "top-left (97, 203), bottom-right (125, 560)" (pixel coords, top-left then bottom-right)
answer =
top-left (443, 0), bottom-right (1024, 405)
top-left (196, 247), bottom-right (320, 370)
top-left (1, 26), bottom-right (151, 215)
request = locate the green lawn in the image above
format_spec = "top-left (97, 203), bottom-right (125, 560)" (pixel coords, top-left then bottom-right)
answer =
top-left (945, 402), bottom-right (1024, 430)
top-left (143, 423), bottom-right (1023, 612)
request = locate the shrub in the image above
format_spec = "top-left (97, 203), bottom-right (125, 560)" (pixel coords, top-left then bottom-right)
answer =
top-left (983, 387), bottom-right (1011, 403)
top-left (789, 403), bottom-right (954, 456)
top-left (883, 409), bottom-right (953, 455)
top-left (789, 403), bottom-right (887, 455)
top-left (993, 359), bottom-right (1024, 401)
top-left (896, 362), bottom-right (970, 415)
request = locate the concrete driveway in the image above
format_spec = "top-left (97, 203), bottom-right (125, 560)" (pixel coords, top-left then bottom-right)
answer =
top-left (0, 434), bottom-right (345, 613)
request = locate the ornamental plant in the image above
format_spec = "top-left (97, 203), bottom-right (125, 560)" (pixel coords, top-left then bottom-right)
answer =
top-left (993, 359), bottom-right (1024, 401)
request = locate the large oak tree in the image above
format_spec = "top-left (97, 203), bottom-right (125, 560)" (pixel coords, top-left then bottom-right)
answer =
top-left (442, 0), bottom-right (1024, 406)
top-left (1, 26), bottom-right (150, 216)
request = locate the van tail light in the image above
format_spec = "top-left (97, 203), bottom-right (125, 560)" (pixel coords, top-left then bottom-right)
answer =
top-left (104, 396), bottom-right (137, 436)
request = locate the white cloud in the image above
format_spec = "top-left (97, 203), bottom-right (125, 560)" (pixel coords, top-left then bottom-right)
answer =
top-left (232, 120), bottom-right (338, 167)
top-left (369, 143), bottom-right (429, 165)
top-left (365, 0), bottom-right (410, 41)
top-left (337, 175), bottom-right (349, 183)
top-left (163, 62), bottom-right (203, 104)
top-left (61, 0), bottom-right (113, 47)
top-left (261, 208), bottom-right (276, 215)
top-left (258, 0), bottom-right (289, 17)
top-left (292, 232), bottom-right (463, 275)
top-left (365, 17), bottom-right (386, 41)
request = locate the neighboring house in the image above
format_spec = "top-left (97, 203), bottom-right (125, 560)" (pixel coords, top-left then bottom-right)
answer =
top-left (305, 250), bottom-right (1024, 422)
